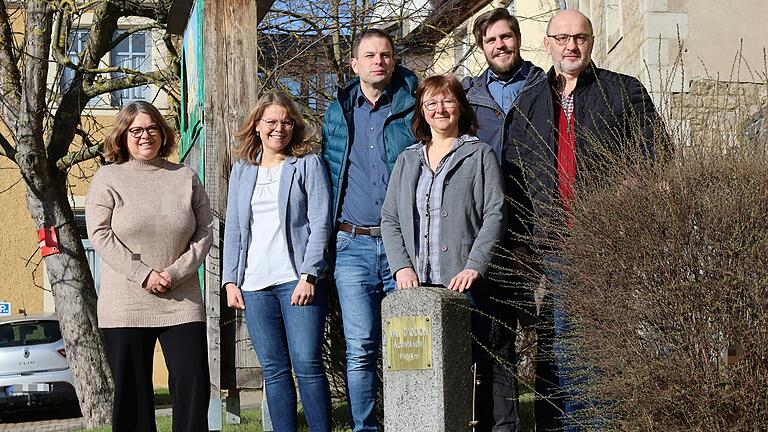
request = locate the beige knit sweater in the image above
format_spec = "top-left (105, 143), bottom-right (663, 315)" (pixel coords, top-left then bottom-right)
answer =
top-left (85, 158), bottom-right (213, 328)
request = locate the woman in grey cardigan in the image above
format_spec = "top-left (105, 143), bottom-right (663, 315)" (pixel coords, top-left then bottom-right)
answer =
top-left (222, 92), bottom-right (332, 432)
top-left (381, 74), bottom-right (505, 293)
top-left (380, 74), bottom-right (505, 432)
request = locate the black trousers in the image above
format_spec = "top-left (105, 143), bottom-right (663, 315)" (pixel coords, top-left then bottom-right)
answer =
top-left (471, 282), bottom-right (521, 432)
top-left (103, 322), bottom-right (210, 432)
top-left (534, 294), bottom-right (565, 432)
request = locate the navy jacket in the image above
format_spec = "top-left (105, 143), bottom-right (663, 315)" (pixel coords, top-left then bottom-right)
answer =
top-left (463, 62), bottom-right (547, 243)
top-left (321, 65), bottom-right (419, 222)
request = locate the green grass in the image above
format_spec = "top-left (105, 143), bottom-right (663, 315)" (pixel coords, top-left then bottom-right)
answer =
top-left (82, 393), bottom-right (533, 431)
top-left (80, 397), bottom-right (351, 432)
top-left (153, 387), bottom-right (172, 407)
top-left (520, 392), bottom-right (535, 432)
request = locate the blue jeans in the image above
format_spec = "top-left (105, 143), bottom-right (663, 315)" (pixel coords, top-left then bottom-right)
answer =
top-left (242, 280), bottom-right (331, 432)
top-left (545, 256), bottom-right (603, 432)
top-left (333, 231), bottom-right (396, 432)
top-left (542, 256), bottom-right (579, 431)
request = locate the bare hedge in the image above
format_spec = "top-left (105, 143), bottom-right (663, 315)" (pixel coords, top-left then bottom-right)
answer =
top-left (541, 138), bottom-right (768, 430)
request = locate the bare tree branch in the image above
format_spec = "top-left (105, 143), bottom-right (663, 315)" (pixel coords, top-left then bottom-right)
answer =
top-left (17, 0), bottom-right (54, 149)
top-left (0, 0), bottom-right (22, 126)
top-left (270, 8), bottom-right (343, 74)
top-left (47, 0), bottom-right (172, 163)
top-left (50, 6), bottom-right (74, 75)
top-left (113, 0), bottom-right (171, 21)
top-left (57, 142), bottom-right (102, 171)
top-left (0, 173), bottom-right (21, 193)
top-left (104, 22), bottom-right (162, 54)
top-left (83, 64), bottom-right (176, 97)
top-left (0, 129), bottom-right (16, 162)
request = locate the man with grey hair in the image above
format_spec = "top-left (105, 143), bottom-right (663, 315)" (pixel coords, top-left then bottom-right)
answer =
top-left (513, 8), bottom-right (667, 431)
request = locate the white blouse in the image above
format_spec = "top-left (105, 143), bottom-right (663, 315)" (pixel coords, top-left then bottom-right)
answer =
top-left (241, 162), bottom-right (298, 291)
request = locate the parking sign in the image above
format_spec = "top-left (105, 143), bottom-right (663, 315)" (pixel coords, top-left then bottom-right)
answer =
top-left (0, 302), bottom-right (10, 316)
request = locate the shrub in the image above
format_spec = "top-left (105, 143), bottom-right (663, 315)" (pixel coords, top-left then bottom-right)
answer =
top-left (535, 121), bottom-right (768, 430)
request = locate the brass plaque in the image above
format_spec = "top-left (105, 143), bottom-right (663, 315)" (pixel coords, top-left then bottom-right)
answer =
top-left (385, 316), bottom-right (433, 371)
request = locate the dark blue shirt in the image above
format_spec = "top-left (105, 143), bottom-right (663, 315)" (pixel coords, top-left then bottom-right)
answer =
top-left (487, 62), bottom-right (529, 114)
top-left (339, 88), bottom-right (391, 226)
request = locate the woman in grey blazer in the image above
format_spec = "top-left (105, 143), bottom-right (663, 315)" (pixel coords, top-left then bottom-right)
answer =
top-left (381, 74), bottom-right (505, 292)
top-left (222, 92), bottom-right (332, 432)
top-left (380, 74), bottom-right (505, 432)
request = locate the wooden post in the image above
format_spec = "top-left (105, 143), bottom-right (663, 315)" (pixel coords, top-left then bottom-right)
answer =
top-left (201, 0), bottom-right (262, 429)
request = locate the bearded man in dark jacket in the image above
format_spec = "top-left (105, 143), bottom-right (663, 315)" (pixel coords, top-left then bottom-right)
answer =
top-left (513, 9), bottom-right (668, 432)
top-left (461, 8), bottom-right (547, 432)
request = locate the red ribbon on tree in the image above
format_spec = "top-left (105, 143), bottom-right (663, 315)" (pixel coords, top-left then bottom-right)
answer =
top-left (37, 226), bottom-right (61, 257)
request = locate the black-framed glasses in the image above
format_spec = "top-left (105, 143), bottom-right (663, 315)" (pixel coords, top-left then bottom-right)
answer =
top-left (423, 99), bottom-right (457, 112)
top-left (260, 119), bottom-right (295, 130)
top-left (547, 33), bottom-right (593, 46)
top-left (128, 126), bottom-right (161, 138)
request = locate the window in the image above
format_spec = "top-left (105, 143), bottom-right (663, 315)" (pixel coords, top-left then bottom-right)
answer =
top-left (60, 29), bottom-right (152, 107)
top-left (74, 208), bottom-right (101, 294)
top-left (61, 29), bottom-right (90, 95)
top-left (453, 27), bottom-right (471, 79)
top-left (605, 0), bottom-right (623, 53)
top-left (111, 30), bottom-right (152, 106)
top-left (309, 73), bottom-right (337, 111)
top-left (0, 321), bottom-right (62, 348)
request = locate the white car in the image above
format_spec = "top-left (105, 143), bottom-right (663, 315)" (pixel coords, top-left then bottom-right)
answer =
top-left (0, 313), bottom-right (79, 409)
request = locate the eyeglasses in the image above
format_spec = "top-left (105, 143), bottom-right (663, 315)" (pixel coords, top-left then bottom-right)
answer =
top-left (260, 119), bottom-right (295, 130)
top-left (423, 99), bottom-right (457, 112)
top-left (128, 126), bottom-right (161, 138)
top-left (547, 33), bottom-right (593, 46)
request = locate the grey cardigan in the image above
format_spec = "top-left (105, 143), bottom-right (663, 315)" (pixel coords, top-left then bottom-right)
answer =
top-left (381, 136), bottom-right (505, 282)
top-left (222, 154), bottom-right (332, 288)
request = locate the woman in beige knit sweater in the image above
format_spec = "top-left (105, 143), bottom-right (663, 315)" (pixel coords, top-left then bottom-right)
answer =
top-left (85, 101), bottom-right (213, 432)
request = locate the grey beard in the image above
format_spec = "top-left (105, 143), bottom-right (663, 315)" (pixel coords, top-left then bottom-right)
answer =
top-left (559, 57), bottom-right (590, 75)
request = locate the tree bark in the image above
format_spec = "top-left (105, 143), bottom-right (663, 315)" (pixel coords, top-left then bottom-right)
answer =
top-left (11, 0), bottom-right (114, 427)
top-left (17, 151), bottom-right (114, 426)
top-left (2, 0), bottom-right (172, 426)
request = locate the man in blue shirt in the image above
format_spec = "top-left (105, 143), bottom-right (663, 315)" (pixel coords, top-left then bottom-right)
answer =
top-left (321, 29), bottom-right (418, 432)
top-left (463, 8), bottom-right (551, 432)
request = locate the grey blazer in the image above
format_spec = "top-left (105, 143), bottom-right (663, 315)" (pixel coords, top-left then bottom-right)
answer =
top-left (381, 136), bottom-right (505, 282)
top-left (222, 154), bottom-right (332, 288)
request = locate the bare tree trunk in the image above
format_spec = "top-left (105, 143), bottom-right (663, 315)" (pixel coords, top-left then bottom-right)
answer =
top-left (16, 146), bottom-right (113, 427)
top-left (11, 1), bottom-right (114, 426)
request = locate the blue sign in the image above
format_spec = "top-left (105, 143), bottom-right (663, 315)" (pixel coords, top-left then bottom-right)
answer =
top-left (0, 302), bottom-right (10, 316)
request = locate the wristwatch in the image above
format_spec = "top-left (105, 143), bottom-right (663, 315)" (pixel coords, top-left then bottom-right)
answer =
top-left (300, 273), bottom-right (318, 284)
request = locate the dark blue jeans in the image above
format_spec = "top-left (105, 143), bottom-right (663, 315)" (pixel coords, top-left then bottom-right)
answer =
top-left (545, 255), bottom-right (603, 431)
top-left (242, 280), bottom-right (331, 432)
top-left (333, 231), bottom-right (396, 432)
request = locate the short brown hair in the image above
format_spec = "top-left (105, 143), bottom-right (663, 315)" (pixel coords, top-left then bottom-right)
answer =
top-left (411, 74), bottom-right (478, 142)
top-left (234, 91), bottom-right (315, 164)
top-left (352, 28), bottom-right (396, 59)
top-left (103, 101), bottom-right (176, 163)
top-left (473, 8), bottom-right (521, 48)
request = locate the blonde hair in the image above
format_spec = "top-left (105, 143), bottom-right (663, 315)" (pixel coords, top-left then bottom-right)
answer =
top-left (103, 101), bottom-right (176, 163)
top-left (234, 92), bottom-right (315, 164)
